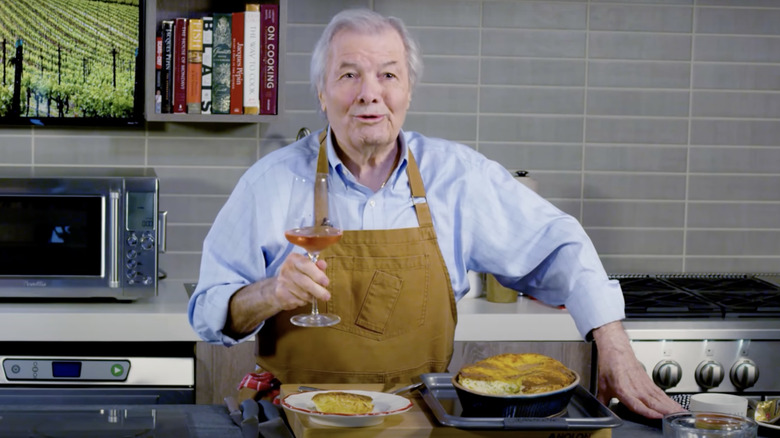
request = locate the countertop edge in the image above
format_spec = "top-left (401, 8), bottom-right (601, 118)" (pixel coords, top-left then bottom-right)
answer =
top-left (2, 284), bottom-right (779, 343)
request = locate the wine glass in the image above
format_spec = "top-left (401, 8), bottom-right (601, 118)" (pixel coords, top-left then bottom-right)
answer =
top-left (284, 173), bottom-right (343, 327)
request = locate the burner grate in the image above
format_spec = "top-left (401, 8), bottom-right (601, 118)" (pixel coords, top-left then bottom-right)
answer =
top-left (665, 277), bottom-right (779, 293)
top-left (697, 290), bottom-right (780, 317)
top-left (622, 290), bottom-right (723, 318)
top-left (612, 274), bottom-right (780, 319)
top-left (614, 277), bottom-right (677, 293)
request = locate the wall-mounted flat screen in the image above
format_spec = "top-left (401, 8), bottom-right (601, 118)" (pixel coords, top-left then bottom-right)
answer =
top-left (0, 0), bottom-right (144, 126)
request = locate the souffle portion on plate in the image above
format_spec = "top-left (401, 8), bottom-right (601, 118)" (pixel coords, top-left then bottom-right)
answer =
top-left (311, 391), bottom-right (375, 414)
top-left (457, 353), bottom-right (577, 395)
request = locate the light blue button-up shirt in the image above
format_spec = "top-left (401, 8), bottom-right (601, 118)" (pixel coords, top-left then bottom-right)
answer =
top-left (188, 129), bottom-right (625, 345)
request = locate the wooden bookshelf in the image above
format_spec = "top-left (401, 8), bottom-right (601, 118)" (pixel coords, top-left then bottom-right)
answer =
top-left (143, 0), bottom-right (285, 123)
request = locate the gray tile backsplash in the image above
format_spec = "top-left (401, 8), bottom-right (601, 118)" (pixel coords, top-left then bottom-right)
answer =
top-left (693, 64), bottom-right (780, 90)
top-left (589, 4), bottom-right (693, 32)
top-left (33, 137), bottom-right (146, 166)
top-left (586, 90), bottom-right (690, 117)
top-left (587, 61), bottom-right (691, 88)
top-left (696, 7), bottom-right (780, 35)
top-left (479, 87), bottom-right (585, 114)
top-left (376, 0), bottom-right (481, 27)
top-left (2, 0), bottom-right (779, 278)
top-left (0, 137), bottom-right (33, 164)
top-left (694, 35), bottom-right (780, 63)
top-left (482, 2), bottom-right (587, 29)
top-left (588, 33), bottom-right (692, 61)
top-left (481, 30), bottom-right (586, 58)
top-left (690, 120), bottom-right (780, 146)
top-left (585, 118), bottom-right (689, 144)
top-left (583, 145), bottom-right (688, 172)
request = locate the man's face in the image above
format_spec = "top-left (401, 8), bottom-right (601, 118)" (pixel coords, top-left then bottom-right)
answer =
top-left (319, 27), bottom-right (411, 153)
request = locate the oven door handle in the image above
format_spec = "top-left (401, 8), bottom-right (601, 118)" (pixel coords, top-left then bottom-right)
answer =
top-left (109, 191), bottom-right (121, 288)
top-left (158, 210), bottom-right (168, 254)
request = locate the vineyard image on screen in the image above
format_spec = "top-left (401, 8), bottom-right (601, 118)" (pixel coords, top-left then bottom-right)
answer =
top-left (0, 0), bottom-right (141, 123)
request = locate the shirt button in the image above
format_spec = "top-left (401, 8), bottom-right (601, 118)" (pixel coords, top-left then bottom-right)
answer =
top-left (368, 200), bottom-right (376, 207)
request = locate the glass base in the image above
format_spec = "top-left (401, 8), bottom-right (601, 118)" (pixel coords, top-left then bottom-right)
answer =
top-left (290, 313), bottom-right (341, 327)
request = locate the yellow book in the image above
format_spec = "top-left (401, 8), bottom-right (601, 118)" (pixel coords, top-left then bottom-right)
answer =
top-left (186, 18), bottom-right (204, 114)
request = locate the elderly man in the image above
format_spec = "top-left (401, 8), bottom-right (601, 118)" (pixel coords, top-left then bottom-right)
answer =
top-left (189, 8), bottom-right (683, 418)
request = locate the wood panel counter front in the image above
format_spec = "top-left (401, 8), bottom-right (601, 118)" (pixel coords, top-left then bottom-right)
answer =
top-left (280, 384), bottom-right (613, 438)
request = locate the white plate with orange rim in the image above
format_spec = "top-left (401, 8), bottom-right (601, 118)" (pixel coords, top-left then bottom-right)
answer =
top-left (281, 390), bottom-right (413, 427)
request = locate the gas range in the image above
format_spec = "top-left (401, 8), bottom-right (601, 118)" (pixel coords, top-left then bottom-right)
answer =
top-left (611, 274), bottom-right (780, 396)
top-left (616, 274), bottom-right (780, 319)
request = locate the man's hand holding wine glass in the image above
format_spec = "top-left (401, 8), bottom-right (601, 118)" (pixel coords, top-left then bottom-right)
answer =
top-left (274, 252), bottom-right (331, 310)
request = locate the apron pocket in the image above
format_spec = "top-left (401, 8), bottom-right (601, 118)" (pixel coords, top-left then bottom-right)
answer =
top-left (354, 270), bottom-right (402, 333)
top-left (326, 254), bottom-right (429, 341)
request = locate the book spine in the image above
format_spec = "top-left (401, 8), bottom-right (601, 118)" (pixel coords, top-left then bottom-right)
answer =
top-left (173, 18), bottom-right (188, 114)
top-left (155, 33), bottom-right (162, 114)
top-left (229, 12), bottom-right (244, 115)
top-left (212, 13), bottom-right (232, 114)
top-left (186, 18), bottom-right (204, 114)
top-left (201, 16), bottom-right (213, 114)
top-left (243, 4), bottom-right (260, 115)
top-left (161, 20), bottom-right (174, 114)
top-left (260, 3), bottom-right (278, 115)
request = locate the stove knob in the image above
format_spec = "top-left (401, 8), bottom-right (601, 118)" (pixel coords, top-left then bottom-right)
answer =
top-left (730, 358), bottom-right (759, 390)
top-left (695, 360), bottom-right (725, 389)
top-left (653, 360), bottom-right (682, 390)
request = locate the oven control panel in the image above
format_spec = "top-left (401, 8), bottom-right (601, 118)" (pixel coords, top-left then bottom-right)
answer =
top-left (2, 359), bottom-right (129, 381)
top-left (0, 356), bottom-right (194, 386)
top-left (630, 340), bottom-right (779, 393)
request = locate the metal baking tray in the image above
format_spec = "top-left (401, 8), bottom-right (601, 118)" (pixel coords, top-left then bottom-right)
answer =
top-left (418, 373), bottom-right (623, 430)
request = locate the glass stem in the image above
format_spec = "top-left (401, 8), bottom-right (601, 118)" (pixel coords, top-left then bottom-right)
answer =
top-left (308, 252), bottom-right (321, 315)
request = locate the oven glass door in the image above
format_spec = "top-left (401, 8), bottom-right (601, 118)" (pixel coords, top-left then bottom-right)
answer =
top-left (0, 195), bottom-right (104, 277)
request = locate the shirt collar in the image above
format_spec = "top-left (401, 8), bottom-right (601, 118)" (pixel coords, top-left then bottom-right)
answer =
top-left (324, 127), bottom-right (409, 191)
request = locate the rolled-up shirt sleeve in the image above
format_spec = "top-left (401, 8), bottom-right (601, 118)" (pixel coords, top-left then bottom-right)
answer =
top-left (465, 166), bottom-right (625, 339)
top-left (188, 169), bottom-right (288, 346)
top-left (412, 133), bottom-right (625, 339)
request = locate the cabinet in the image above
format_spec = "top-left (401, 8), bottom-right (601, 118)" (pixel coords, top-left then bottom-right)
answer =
top-left (195, 341), bottom-right (257, 404)
top-left (143, 0), bottom-right (286, 123)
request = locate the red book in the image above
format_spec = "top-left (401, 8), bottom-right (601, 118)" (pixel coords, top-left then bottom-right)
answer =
top-left (173, 18), bottom-right (188, 114)
top-left (260, 3), bottom-right (278, 115)
top-left (229, 12), bottom-right (244, 115)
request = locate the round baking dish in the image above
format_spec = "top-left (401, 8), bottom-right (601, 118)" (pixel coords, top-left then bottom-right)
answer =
top-left (452, 372), bottom-right (580, 418)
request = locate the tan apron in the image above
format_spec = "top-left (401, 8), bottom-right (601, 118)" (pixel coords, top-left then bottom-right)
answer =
top-left (253, 130), bottom-right (457, 386)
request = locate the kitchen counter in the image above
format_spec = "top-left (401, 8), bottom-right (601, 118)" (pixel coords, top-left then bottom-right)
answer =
top-left (455, 296), bottom-right (780, 341)
top-left (0, 280), bottom-right (200, 342)
top-left (2, 281), bottom-right (778, 342)
top-left (0, 281), bottom-right (582, 342)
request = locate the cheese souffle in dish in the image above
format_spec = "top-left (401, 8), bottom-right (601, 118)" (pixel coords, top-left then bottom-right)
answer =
top-left (452, 353), bottom-right (580, 417)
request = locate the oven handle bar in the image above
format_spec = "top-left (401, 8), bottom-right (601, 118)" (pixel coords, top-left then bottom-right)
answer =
top-left (109, 192), bottom-right (120, 288)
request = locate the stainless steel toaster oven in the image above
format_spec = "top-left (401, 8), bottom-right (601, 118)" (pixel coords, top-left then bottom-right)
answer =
top-left (0, 167), bottom-right (166, 300)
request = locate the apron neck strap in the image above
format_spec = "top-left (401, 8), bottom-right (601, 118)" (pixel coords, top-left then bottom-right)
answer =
top-left (316, 129), bottom-right (329, 174)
